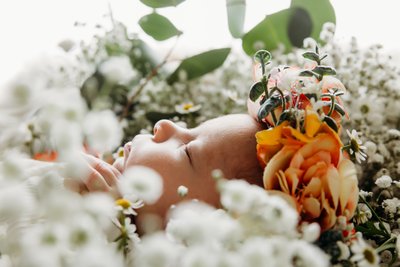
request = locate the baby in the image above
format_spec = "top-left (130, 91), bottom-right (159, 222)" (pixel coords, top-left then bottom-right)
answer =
top-left (67, 114), bottom-right (264, 224)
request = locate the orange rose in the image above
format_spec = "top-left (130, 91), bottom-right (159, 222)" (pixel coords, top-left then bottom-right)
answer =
top-left (256, 110), bottom-right (358, 231)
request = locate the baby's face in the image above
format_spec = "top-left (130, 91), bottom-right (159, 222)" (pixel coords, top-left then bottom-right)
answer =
top-left (123, 114), bottom-right (262, 222)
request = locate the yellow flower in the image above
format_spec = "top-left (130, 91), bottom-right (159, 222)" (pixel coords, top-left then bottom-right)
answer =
top-left (256, 110), bottom-right (359, 231)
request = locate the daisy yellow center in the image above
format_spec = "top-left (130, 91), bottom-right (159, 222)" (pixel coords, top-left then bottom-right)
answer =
top-left (115, 198), bottom-right (131, 209)
top-left (350, 138), bottom-right (360, 152)
top-left (183, 103), bottom-right (194, 110)
top-left (363, 248), bottom-right (376, 263)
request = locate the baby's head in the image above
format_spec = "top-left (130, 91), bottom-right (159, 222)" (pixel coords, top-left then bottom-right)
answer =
top-left (123, 114), bottom-right (264, 221)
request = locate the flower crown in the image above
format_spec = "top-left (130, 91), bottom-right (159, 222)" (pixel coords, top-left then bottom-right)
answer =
top-left (248, 48), bottom-right (364, 231)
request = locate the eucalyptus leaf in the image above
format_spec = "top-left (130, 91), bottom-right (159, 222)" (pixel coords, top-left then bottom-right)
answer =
top-left (257, 94), bottom-right (283, 122)
top-left (226, 0), bottom-right (246, 38)
top-left (249, 81), bottom-right (264, 102)
top-left (139, 0), bottom-right (185, 8)
top-left (242, 9), bottom-right (292, 56)
top-left (139, 13), bottom-right (182, 41)
top-left (290, 0), bottom-right (336, 44)
top-left (302, 51), bottom-right (320, 62)
top-left (323, 116), bottom-right (338, 132)
top-left (313, 66), bottom-right (337, 76)
top-left (242, 0), bottom-right (335, 55)
top-left (167, 48), bottom-right (231, 84)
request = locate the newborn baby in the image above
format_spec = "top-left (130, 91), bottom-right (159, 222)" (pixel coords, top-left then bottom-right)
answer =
top-left (69, 114), bottom-right (263, 223)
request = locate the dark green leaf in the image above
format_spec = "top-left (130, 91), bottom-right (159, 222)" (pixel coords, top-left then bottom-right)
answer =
top-left (313, 66), bottom-right (337, 76)
top-left (249, 81), bottom-right (264, 102)
top-left (139, 13), bottom-right (182, 41)
top-left (288, 7), bottom-right (312, 47)
top-left (226, 0), bottom-right (246, 38)
top-left (299, 70), bottom-right (316, 77)
top-left (242, 9), bottom-right (292, 56)
top-left (242, 0), bottom-right (335, 55)
top-left (257, 94), bottom-right (283, 122)
top-left (302, 51), bottom-right (320, 62)
top-left (290, 0), bottom-right (336, 44)
top-left (139, 0), bottom-right (185, 8)
top-left (167, 48), bottom-right (231, 84)
top-left (323, 116), bottom-right (338, 132)
top-left (145, 111), bottom-right (179, 124)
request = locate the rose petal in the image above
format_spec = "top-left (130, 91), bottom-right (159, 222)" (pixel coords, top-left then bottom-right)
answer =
top-left (322, 166), bottom-right (340, 210)
top-left (302, 177), bottom-right (322, 198)
top-left (337, 158), bottom-right (359, 218)
top-left (303, 197), bottom-right (321, 219)
top-left (302, 161), bottom-right (328, 184)
top-left (284, 167), bottom-right (303, 195)
top-left (263, 146), bottom-right (298, 190)
top-left (256, 121), bottom-right (289, 145)
top-left (305, 111), bottom-right (322, 138)
top-left (301, 150), bottom-right (331, 170)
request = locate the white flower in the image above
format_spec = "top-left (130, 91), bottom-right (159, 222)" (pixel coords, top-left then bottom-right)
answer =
top-left (72, 244), bottom-right (125, 267)
top-left (175, 102), bottom-right (201, 114)
top-left (355, 203), bottom-right (372, 224)
top-left (134, 233), bottom-right (182, 267)
top-left (337, 241), bottom-right (351, 260)
top-left (99, 55), bottom-right (137, 84)
top-left (346, 129), bottom-right (367, 163)
top-left (167, 202), bottom-right (242, 246)
top-left (82, 193), bottom-right (117, 229)
top-left (350, 233), bottom-right (380, 267)
top-left (239, 237), bottom-right (276, 267)
top-left (300, 222), bottom-right (321, 242)
top-left (83, 110), bottom-right (123, 153)
top-left (289, 240), bottom-right (329, 267)
top-left (0, 184), bottom-right (34, 223)
top-left (118, 166), bottom-right (163, 204)
top-left (396, 235), bottom-right (400, 257)
top-left (177, 185), bottom-right (188, 197)
top-left (382, 198), bottom-right (400, 215)
top-left (375, 175), bottom-right (393, 188)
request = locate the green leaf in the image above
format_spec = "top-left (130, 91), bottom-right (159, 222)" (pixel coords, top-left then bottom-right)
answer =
top-left (313, 66), bottom-right (337, 76)
top-left (145, 111), bottom-right (178, 124)
top-left (242, 0), bottom-right (335, 55)
top-left (242, 9), bottom-right (292, 56)
top-left (253, 50), bottom-right (272, 64)
top-left (249, 81), bottom-right (264, 102)
top-left (139, 0), bottom-right (185, 8)
top-left (290, 0), bottom-right (336, 44)
top-left (167, 48), bottom-right (231, 84)
top-left (302, 51), bottom-right (320, 62)
top-left (226, 0), bottom-right (246, 38)
top-left (139, 13), bottom-right (182, 41)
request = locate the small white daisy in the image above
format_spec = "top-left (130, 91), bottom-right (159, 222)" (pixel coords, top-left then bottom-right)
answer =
top-left (346, 129), bottom-right (367, 163)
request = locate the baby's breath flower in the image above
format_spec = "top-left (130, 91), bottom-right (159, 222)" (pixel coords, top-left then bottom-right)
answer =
top-left (375, 175), bottom-right (393, 189)
top-left (354, 203), bottom-right (372, 224)
top-left (382, 198), bottom-right (400, 216)
top-left (346, 129), bottom-right (367, 163)
top-left (118, 166), bottom-right (163, 205)
top-left (177, 185), bottom-right (188, 197)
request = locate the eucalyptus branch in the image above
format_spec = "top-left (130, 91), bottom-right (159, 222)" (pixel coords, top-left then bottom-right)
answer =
top-left (119, 36), bottom-right (180, 121)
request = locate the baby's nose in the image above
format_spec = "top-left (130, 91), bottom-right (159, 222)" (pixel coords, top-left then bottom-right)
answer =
top-left (153, 120), bottom-right (181, 142)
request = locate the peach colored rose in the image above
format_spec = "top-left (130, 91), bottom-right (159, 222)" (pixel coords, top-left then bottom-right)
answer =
top-left (256, 111), bottom-right (359, 231)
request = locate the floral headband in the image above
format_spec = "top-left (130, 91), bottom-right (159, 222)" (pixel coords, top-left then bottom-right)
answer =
top-left (248, 48), bottom-right (365, 231)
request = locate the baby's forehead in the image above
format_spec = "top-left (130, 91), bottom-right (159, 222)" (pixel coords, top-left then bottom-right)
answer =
top-left (197, 114), bottom-right (255, 132)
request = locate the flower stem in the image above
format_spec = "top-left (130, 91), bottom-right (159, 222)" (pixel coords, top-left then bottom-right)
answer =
top-left (359, 195), bottom-right (391, 237)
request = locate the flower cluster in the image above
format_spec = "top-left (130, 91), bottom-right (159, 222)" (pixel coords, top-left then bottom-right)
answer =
top-left (249, 48), bottom-right (360, 231)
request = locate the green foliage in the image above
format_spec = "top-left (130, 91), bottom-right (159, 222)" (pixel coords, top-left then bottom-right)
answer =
top-left (167, 48), bottom-right (231, 84)
top-left (242, 0), bottom-right (336, 55)
top-left (226, 0), bottom-right (246, 38)
top-left (249, 81), bottom-right (264, 102)
top-left (139, 13), bottom-right (182, 41)
top-left (139, 0), bottom-right (185, 8)
top-left (242, 9), bottom-right (292, 56)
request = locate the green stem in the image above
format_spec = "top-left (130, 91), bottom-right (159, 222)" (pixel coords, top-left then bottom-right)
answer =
top-left (376, 236), bottom-right (396, 253)
top-left (359, 195), bottom-right (391, 238)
